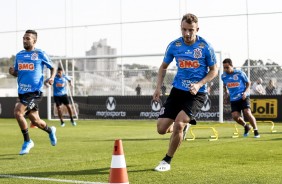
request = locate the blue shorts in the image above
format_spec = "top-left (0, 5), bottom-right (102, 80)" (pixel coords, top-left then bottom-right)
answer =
top-left (158, 87), bottom-right (207, 124)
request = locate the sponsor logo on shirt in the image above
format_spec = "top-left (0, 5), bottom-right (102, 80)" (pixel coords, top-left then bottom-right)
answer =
top-left (18, 63), bottom-right (34, 70)
top-left (179, 59), bottom-right (200, 68)
top-left (56, 83), bottom-right (65, 87)
top-left (185, 49), bottom-right (193, 55)
top-left (227, 82), bottom-right (240, 88)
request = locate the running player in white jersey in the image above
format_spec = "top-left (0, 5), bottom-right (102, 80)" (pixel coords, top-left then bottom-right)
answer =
top-left (52, 67), bottom-right (76, 127)
top-left (153, 13), bottom-right (218, 171)
top-left (221, 58), bottom-right (260, 138)
top-left (9, 30), bottom-right (57, 155)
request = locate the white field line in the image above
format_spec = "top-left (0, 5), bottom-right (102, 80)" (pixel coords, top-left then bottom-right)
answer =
top-left (0, 174), bottom-right (107, 184)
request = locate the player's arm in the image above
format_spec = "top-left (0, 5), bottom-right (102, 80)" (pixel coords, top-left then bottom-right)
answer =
top-left (45, 67), bottom-right (56, 86)
top-left (67, 77), bottom-right (73, 87)
top-left (223, 84), bottom-right (229, 95)
top-left (244, 81), bottom-right (251, 94)
top-left (223, 84), bottom-right (230, 104)
top-left (242, 81), bottom-right (251, 100)
top-left (190, 64), bottom-right (218, 95)
top-left (153, 62), bottom-right (168, 101)
top-left (199, 64), bottom-right (218, 87)
top-left (9, 66), bottom-right (18, 77)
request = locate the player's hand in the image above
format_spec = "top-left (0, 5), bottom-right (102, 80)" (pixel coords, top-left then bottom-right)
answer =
top-left (44, 77), bottom-right (54, 87)
top-left (242, 92), bottom-right (246, 100)
top-left (9, 66), bottom-right (16, 76)
top-left (223, 93), bottom-right (229, 104)
top-left (44, 79), bottom-right (50, 87)
top-left (153, 89), bottom-right (161, 102)
top-left (189, 83), bottom-right (201, 95)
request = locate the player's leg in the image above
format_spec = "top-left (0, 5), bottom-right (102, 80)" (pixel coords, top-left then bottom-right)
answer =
top-left (241, 97), bottom-right (260, 138)
top-left (57, 105), bottom-right (65, 127)
top-left (231, 111), bottom-right (250, 136)
top-left (14, 102), bottom-right (34, 155)
top-left (243, 108), bottom-right (260, 138)
top-left (231, 100), bottom-right (251, 136)
top-left (54, 96), bottom-right (65, 126)
top-left (14, 102), bottom-right (29, 135)
top-left (156, 118), bottom-right (174, 134)
top-left (231, 111), bottom-right (245, 126)
top-left (155, 112), bottom-right (189, 172)
top-left (154, 117), bottom-right (174, 171)
top-left (26, 92), bottom-right (57, 146)
top-left (65, 104), bottom-right (76, 126)
top-left (62, 95), bottom-right (76, 126)
top-left (167, 111), bottom-right (189, 156)
top-left (28, 111), bottom-right (57, 146)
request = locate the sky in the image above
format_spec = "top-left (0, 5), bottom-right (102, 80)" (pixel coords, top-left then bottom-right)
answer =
top-left (1, 0), bottom-right (282, 67)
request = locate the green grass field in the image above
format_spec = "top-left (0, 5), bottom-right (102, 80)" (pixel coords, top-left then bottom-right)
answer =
top-left (0, 119), bottom-right (282, 184)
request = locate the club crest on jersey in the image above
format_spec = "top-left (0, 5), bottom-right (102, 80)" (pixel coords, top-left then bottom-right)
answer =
top-left (193, 48), bottom-right (202, 59)
top-left (175, 41), bottom-right (182, 47)
top-left (18, 63), bottom-right (34, 70)
top-left (31, 52), bottom-right (38, 60)
top-left (233, 74), bottom-right (238, 80)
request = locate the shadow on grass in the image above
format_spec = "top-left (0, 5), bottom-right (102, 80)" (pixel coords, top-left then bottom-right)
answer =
top-left (81, 138), bottom-right (169, 142)
top-left (0, 154), bottom-right (19, 157)
top-left (0, 154), bottom-right (19, 160)
top-left (262, 131), bottom-right (282, 135)
top-left (7, 165), bottom-right (151, 178)
top-left (9, 167), bottom-right (110, 177)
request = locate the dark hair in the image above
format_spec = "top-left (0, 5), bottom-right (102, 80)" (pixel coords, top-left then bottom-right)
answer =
top-left (57, 67), bottom-right (63, 71)
top-left (25, 30), bottom-right (37, 39)
top-left (181, 13), bottom-right (198, 24)
top-left (222, 58), bottom-right (233, 66)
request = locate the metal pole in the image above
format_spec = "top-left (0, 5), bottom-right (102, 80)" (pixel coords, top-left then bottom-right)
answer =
top-left (246, 0), bottom-right (250, 78)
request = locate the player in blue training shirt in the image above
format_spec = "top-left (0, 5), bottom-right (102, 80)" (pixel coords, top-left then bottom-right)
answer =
top-left (153, 13), bottom-right (218, 172)
top-left (50, 67), bottom-right (77, 127)
top-left (221, 58), bottom-right (260, 138)
top-left (9, 30), bottom-right (57, 155)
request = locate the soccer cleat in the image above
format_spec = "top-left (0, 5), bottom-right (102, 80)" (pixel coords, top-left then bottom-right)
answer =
top-left (154, 160), bottom-right (171, 172)
top-left (61, 122), bottom-right (65, 127)
top-left (254, 130), bottom-right (260, 138)
top-left (244, 124), bottom-right (250, 137)
top-left (182, 124), bottom-right (190, 140)
top-left (71, 121), bottom-right (77, 126)
top-left (49, 126), bottom-right (57, 146)
top-left (19, 140), bottom-right (34, 155)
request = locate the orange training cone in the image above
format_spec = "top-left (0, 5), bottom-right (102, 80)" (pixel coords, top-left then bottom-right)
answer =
top-left (109, 139), bottom-right (129, 184)
top-left (30, 121), bottom-right (38, 128)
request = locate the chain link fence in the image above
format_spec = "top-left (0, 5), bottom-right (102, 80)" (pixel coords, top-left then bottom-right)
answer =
top-left (1, 56), bottom-right (282, 97)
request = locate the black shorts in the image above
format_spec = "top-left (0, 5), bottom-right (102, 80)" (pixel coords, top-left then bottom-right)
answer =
top-left (158, 87), bottom-right (207, 124)
top-left (54, 95), bottom-right (70, 106)
top-left (230, 97), bottom-right (251, 113)
top-left (18, 91), bottom-right (43, 112)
